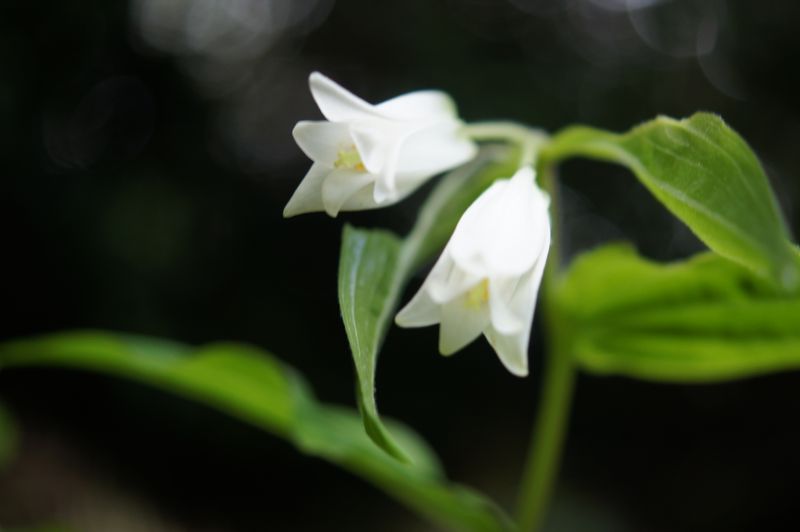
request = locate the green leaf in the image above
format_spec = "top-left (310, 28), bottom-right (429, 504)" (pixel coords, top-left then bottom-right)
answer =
top-left (0, 401), bottom-right (18, 471)
top-left (541, 113), bottom-right (798, 289)
top-left (0, 331), bottom-right (513, 531)
top-left (555, 244), bottom-right (800, 382)
top-left (337, 147), bottom-right (521, 459)
top-left (338, 225), bottom-right (408, 460)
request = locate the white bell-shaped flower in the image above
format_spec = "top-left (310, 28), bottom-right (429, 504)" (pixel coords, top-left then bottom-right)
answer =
top-left (395, 166), bottom-right (550, 376)
top-left (284, 72), bottom-right (478, 217)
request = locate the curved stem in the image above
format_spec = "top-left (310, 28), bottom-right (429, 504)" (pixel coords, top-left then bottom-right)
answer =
top-left (515, 163), bottom-right (576, 531)
top-left (515, 318), bottom-right (575, 531)
top-left (463, 122), bottom-right (548, 167)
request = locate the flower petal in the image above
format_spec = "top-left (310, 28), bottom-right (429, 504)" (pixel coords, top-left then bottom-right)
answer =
top-left (439, 298), bottom-right (489, 356)
top-left (293, 120), bottom-right (351, 166)
top-left (349, 122), bottom-right (409, 203)
top-left (347, 123), bottom-right (383, 173)
top-left (427, 256), bottom-right (482, 304)
top-left (488, 277), bottom-right (526, 335)
top-left (283, 162), bottom-right (329, 218)
top-left (396, 120), bottom-right (477, 180)
top-left (395, 285), bottom-right (440, 328)
top-left (450, 167), bottom-right (550, 277)
top-left (375, 90), bottom-right (457, 121)
top-left (321, 169), bottom-right (375, 217)
top-left (484, 326), bottom-right (528, 377)
top-left (309, 72), bottom-right (377, 123)
top-left (484, 238), bottom-right (550, 376)
top-left (445, 181), bottom-right (505, 271)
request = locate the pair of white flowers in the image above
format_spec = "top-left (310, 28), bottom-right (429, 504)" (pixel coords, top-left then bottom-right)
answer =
top-left (285, 72), bottom-right (551, 376)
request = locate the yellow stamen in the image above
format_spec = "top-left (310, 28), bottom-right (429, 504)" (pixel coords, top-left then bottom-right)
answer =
top-left (465, 279), bottom-right (490, 309)
top-left (334, 145), bottom-right (366, 172)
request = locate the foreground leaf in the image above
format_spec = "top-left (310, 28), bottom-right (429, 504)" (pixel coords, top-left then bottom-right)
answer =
top-left (0, 331), bottom-right (512, 531)
top-left (541, 113), bottom-right (798, 289)
top-left (338, 226), bottom-right (408, 460)
top-left (338, 147), bottom-right (521, 459)
top-left (556, 244), bottom-right (800, 381)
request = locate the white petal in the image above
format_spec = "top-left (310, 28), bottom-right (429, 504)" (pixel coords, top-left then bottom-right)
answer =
top-left (512, 231), bottom-right (550, 329)
top-left (309, 72), bottom-right (377, 123)
top-left (393, 170), bottom-right (436, 200)
top-left (484, 236), bottom-right (550, 376)
top-left (395, 284), bottom-right (440, 328)
top-left (396, 252), bottom-right (472, 327)
top-left (439, 298), bottom-right (490, 355)
top-left (283, 163), bottom-right (329, 218)
top-left (488, 277), bottom-right (526, 335)
top-left (449, 167), bottom-right (550, 277)
top-left (427, 257), bottom-right (481, 304)
top-left (445, 181), bottom-right (505, 271)
top-left (373, 157), bottom-right (401, 204)
top-left (348, 122), bottom-right (387, 174)
top-left (484, 326), bottom-right (529, 377)
top-left (375, 90), bottom-right (457, 121)
top-left (293, 120), bottom-right (351, 166)
top-left (396, 120), bottom-right (478, 179)
top-left (396, 252), bottom-right (457, 327)
top-left (350, 122), bottom-right (409, 202)
top-left (321, 169), bottom-right (375, 217)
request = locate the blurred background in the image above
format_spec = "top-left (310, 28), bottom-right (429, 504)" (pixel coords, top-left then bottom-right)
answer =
top-left (2, 0), bottom-right (800, 530)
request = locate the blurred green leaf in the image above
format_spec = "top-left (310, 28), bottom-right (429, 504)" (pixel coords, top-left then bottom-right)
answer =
top-left (0, 400), bottom-right (18, 471)
top-left (542, 113), bottom-right (798, 289)
top-left (0, 331), bottom-right (512, 532)
top-left (337, 147), bottom-right (521, 460)
top-left (555, 244), bottom-right (800, 381)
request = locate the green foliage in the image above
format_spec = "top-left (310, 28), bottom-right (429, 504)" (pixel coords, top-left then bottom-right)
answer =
top-left (541, 113), bottom-right (798, 289)
top-left (0, 401), bottom-right (18, 471)
top-left (338, 226), bottom-right (409, 461)
top-left (0, 331), bottom-right (512, 532)
top-left (555, 244), bottom-right (800, 381)
top-left (337, 147), bottom-right (521, 459)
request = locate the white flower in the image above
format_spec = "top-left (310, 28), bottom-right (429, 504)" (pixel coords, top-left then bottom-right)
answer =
top-left (395, 166), bottom-right (550, 376)
top-left (284, 72), bottom-right (478, 218)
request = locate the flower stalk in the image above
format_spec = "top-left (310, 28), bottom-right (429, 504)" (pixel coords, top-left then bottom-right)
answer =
top-left (515, 306), bottom-right (575, 532)
top-left (515, 160), bottom-right (576, 532)
top-left (463, 123), bottom-right (578, 530)
top-left (463, 122), bottom-right (548, 167)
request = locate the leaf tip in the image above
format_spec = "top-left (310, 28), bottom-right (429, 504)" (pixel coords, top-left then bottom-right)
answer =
top-left (363, 412), bottom-right (413, 463)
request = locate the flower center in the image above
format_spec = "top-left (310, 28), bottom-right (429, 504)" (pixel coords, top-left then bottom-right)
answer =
top-left (465, 279), bottom-right (490, 309)
top-left (334, 145), bottom-right (366, 172)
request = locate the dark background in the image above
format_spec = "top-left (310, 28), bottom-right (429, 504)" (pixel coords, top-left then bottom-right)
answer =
top-left (2, 0), bottom-right (800, 530)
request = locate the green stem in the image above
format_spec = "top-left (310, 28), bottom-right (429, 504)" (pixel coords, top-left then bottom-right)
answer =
top-left (514, 163), bottom-right (576, 532)
top-left (463, 122), bottom-right (548, 167)
top-left (441, 122), bottom-right (576, 530)
top-left (515, 319), bottom-right (575, 531)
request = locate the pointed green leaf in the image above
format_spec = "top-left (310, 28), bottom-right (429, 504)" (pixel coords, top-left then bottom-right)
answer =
top-left (337, 147), bottom-right (521, 459)
top-left (542, 113), bottom-right (798, 289)
top-left (0, 331), bottom-right (512, 531)
top-left (338, 225), bottom-right (408, 460)
top-left (555, 244), bottom-right (800, 382)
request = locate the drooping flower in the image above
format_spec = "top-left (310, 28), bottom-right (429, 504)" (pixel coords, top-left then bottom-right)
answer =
top-left (284, 72), bottom-right (478, 218)
top-left (395, 166), bottom-right (550, 376)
